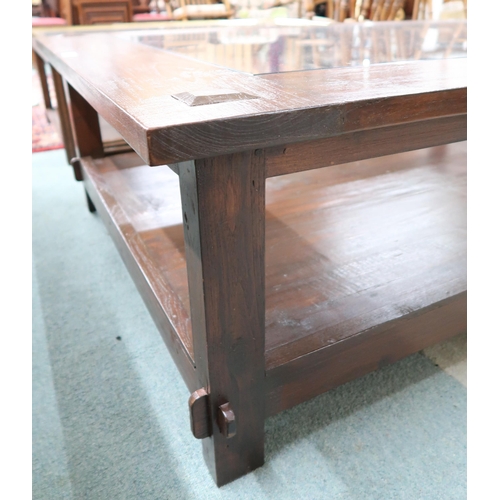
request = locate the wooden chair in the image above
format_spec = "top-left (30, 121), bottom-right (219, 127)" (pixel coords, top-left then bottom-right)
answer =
top-left (72, 0), bottom-right (133, 24)
top-left (338, 0), bottom-right (407, 21)
top-left (170, 0), bottom-right (233, 20)
top-left (303, 0), bottom-right (406, 21)
top-left (145, 0), bottom-right (173, 15)
top-left (132, 0), bottom-right (150, 13)
top-left (303, 0), bottom-right (350, 20)
top-left (357, 0), bottom-right (406, 21)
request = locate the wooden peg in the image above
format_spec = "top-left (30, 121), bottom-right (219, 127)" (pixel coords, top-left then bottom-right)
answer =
top-left (217, 402), bottom-right (236, 439)
top-left (189, 388), bottom-right (211, 439)
top-left (70, 157), bottom-right (83, 181)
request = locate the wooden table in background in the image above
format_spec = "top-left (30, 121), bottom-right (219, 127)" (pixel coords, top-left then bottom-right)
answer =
top-left (32, 18), bottom-right (467, 486)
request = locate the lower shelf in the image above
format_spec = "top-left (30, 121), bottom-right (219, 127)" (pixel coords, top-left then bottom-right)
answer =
top-left (81, 142), bottom-right (466, 415)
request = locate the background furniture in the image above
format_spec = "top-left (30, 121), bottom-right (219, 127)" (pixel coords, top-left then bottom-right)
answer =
top-left (36, 0), bottom-right (139, 24)
top-left (132, 11), bottom-right (172, 19)
top-left (32, 18), bottom-right (466, 487)
top-left (72, 0), bottom-right (133, 24)
top-left (411, 0), bottom-right (467, 19)
top-left (38, 0), bottom-right (73, 22)
top-left (32, 0), bottom-right (43, 16)
top-left (361, 0), bottom-right (407, 20)
top-left (171, 0), bottom-right (233, 20)
top-left (303, 0), bottom-right (408, 20)
top-left (132, 0), bottom-right (151, 13)
top-left (303, 0), bottom-right (466, 21)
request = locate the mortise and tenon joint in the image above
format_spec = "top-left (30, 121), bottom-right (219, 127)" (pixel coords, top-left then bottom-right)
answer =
top-left (189, 389), bottom-right (237, 440)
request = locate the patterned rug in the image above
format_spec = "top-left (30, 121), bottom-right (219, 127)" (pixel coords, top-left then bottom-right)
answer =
top-left (32, 69), bottom-right (64, 153)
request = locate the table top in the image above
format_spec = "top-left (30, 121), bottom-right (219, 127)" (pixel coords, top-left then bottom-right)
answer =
top-left (32, 18), bottom-right (467, 165)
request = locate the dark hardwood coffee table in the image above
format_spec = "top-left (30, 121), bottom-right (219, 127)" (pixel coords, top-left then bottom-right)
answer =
top-left (32, 18), bottom-right (467, 486)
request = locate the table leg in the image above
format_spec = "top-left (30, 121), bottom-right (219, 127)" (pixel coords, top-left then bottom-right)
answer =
top-left (179, 151), bottom-right (266, 486)
top-left (66, 83), bottom-right (104, 181)
top-left (51, 66), bottom-right (77, 166)
top-left (34, 51), bottom-right (52, 110)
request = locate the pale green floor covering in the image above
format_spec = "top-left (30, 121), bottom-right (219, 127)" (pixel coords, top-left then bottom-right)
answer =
top-left (32, 149), bottom-right (466, 499)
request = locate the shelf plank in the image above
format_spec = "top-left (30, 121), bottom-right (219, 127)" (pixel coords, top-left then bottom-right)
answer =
top-left (80, 153), bottom-right (198, 392)
top-left (80, 142), bottom-right (466, 406)
top-left (264, 142), bottom-right (466, 366)
top-left (263, 141), bottom-right (466, 413)
top-left (265, 292), bottom-right (466, 416)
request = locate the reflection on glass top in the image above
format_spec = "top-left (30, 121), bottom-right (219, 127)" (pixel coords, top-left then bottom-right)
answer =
top-left (120, 19), bottom-right (467, 75)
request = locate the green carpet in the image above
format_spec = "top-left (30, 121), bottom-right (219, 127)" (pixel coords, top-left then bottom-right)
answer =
top-left (32, 149), bottom-right (466, 499)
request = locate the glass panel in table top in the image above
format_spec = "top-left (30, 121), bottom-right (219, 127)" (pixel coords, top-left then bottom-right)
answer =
top-left (122, 19), bottom-right (466, 75)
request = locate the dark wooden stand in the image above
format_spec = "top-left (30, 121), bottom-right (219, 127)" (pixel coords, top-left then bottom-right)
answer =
top-left (32, 22), bottom-right (466, 486)
top-left (80, 137), bottom-right (467, 485)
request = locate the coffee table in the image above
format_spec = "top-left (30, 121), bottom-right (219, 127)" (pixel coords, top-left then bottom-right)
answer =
top-left (32, 18), bottom-right (467, 486)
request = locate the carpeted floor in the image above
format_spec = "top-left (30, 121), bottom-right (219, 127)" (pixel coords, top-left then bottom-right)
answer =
top-left (32, 149), bottom-right (467, 499)
top-left (32, 68), bottom-right (64, 153)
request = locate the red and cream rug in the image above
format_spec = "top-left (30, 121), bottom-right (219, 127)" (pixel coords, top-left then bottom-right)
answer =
top-left (32, 69), bottom-right (64, 153)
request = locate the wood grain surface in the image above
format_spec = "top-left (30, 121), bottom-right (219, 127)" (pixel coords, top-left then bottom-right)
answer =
top-left (266, 114), bottom-right (466, 176)
top-left (264, 142), bottom-right (466, 367)
top-left (32, 20), bottom-right (466, 165)
top-left (179, 152), bottom-right (266, 486)
top-left (67, 81), bottom-right (104, 176)
top-left (79, 141), bottom-right (466, 415)
top-left (51, 66), bottom-right (77, 164)
top-left (37, 19), bottom-right (467, 486)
